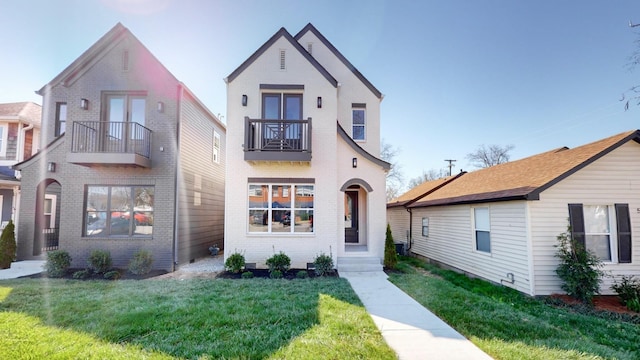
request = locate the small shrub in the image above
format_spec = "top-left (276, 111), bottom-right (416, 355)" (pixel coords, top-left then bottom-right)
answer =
top-left (241, 271), bottom-right (254, 279)
top-left (104, 270), bottom-right (121, 280)
top-left (313, 253), bottom-right (334, 276)
top-left (266, 251), bottom-right (290, 274)
top-left (225, 251), bottom-right (246, 273)
top-left (72, 269), bottom-right (91, 279)
top-left (45, 250), bottom-right (72, 278)
top-left (270, 270), bottom-right (283, 279)
top-left (128, 249), bottom-right (154, 275)
top-left (0, 220), bottom-right (16, 269)
top-left (384, 224), bottom-right (397, 269)
top-left (296, 270), bottom-right (309, 279)
top-left (555, 226), bottom-right (604, 304)
top-left (611, 275), bottom-right (640, 312)
top-left (88, 250), bottom-right (112, 274)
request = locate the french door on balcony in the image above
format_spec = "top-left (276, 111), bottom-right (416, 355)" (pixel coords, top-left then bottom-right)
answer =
top-left (262, 93), bottom-right (302, 150)
top-left (103, 93), bottom-right (146, 152)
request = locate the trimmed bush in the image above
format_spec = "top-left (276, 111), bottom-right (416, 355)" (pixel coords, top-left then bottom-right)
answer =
top-left (296, 270), bottom-right (309, 279)
top-left (0, 220), bottom-right (16, 269)
top-left (266, 252), bottom-right (290, 274)
top-left (72, 269), bottom-right (91, 279)
top-left (611, 275), bottom-right (640, 312)
top-left (88, 250), bottom-right (112, 274)
top-left (555, 226), bottom-right (604, 304)
top-left (241, 271), bottom-right (254, 279)
top-left (128, 249), bottom-right (154, 275)
top-left (104, 270), bottom-right (121, 280)
top-left (225, 251), bottom-right (246, 273)
top-left (46, 250), bottom-right (72, 278)
top-left (384, 224), bottom-right (397, 269)
top-left (270, 270), bottom-right (283, 279)
top-left (313, 253), bottom-right (334, 276)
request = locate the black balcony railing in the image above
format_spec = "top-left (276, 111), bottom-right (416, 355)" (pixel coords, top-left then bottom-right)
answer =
top-left (71, 121), bottom-right (152, 158)
top-left (244, 117), bottom-right (312, 161)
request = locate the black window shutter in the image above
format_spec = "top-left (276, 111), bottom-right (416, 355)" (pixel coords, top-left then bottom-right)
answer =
top-left (615, 204), bottom-right (632, 263)
top-left (568, 204), bottom-right (585, 248)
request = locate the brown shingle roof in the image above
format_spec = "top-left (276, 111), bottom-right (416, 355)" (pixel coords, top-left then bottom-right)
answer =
top-left (387, 173), bottom-right (463, 208)
top-left (0, 102), bottom-right (41, 125)
top-left (408, 129), bottom-right (640, 208)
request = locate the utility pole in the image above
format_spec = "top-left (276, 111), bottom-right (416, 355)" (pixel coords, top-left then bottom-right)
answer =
top-left (444, 159), bottom-right (457, 176)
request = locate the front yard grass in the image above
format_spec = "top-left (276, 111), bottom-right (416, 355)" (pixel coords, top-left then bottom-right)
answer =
top-left (389, 257), bottom-right (640, 360)
top-left (0, 277), bottom-right (395, 359)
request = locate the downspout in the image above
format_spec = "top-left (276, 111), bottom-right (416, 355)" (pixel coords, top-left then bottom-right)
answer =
top-left (172, 85), bottom-right (183, 271)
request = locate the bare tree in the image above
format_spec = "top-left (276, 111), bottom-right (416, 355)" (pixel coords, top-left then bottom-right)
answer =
top-left (622, 22), bottom-right (640, 109)
top-left (381, 139), bottom-right (404, 201)
top-left (407, 168), bottom-right (449, 188)
top-left (466, 144), bottom-right (514, 169)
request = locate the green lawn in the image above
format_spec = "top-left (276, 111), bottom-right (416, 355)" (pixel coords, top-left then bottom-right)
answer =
top-left (389, 257), bottom-right (640, 360)
top-left (0, 277), bottom-right (396, 360)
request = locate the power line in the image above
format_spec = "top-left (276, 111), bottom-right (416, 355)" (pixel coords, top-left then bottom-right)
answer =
top-left (444, 159), bottom-right (457, 176)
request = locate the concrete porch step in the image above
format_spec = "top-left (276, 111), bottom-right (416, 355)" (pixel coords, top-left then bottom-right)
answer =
top-left (337, 256), bottom-right (383, 272)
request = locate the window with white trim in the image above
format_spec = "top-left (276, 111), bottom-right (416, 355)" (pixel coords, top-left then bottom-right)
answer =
top-left (422, 217), bottom-right (429, 237)
top-left (248, 183), bottom-right (314, 234)
top-left (473, 207), bottom-right (491, 253)
top-left (0, 124), bottom-right (7, 157)
top-left (569, 204), bottom-right (632, 263)
top-left (44, 194), bottom-right (57, 228)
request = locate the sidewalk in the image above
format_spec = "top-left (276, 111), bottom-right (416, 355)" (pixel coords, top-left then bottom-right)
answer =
top-left (340, 271), bottom-right (493, 360)
top-left (0, 260), bottom-right (45, 279)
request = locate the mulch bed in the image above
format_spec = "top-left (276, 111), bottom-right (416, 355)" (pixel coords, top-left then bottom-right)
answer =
top-left (217, 269), bottom-right (338, 280)
top-left (20, 268), bottom-right (168, 280)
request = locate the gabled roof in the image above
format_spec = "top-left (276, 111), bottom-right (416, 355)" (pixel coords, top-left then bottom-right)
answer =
top-left (337, 122), bottom-right (390, 171)
top-left (406, 129), bottom-right (640, 208)
top-left (225, 26), bottom-right (338, 87)
top-left (36, 23), bottom-right (180, 95)
top-left (387, 173), bottom-right (464, 208)
top-left (294, 23), bottom-right (382, 99)
top-left (0, 102), bottom-right (41, 125)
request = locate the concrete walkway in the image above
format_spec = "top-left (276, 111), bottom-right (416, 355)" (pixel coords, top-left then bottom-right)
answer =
top-left (0, 260), bottom-right (45, 279)
top-left (340, 271), bottom-right (493, 360)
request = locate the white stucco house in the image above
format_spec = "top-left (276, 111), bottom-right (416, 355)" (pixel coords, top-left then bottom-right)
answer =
top-left (388, 130), bottom-right (640, 296)
top-left (224, 24), bottom-right (390, 271)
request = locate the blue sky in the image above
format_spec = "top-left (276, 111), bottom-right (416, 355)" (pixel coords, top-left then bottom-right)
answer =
top-left (1, 0), bottom-right (639, 188)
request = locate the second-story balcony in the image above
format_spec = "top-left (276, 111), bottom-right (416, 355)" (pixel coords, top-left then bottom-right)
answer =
top-left (67, 121), bottom-right (152, 168)
top-left (244, 117), bottom-right (312, 162)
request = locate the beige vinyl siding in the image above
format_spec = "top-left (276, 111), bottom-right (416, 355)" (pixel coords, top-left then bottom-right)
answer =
top-left (176, 91), bottom-right (225, 265)
top-left (529, 141), bottom-right (640, 295)
top-left (386, 207), bottom-right (410, 244)
top-left (410, 201), bottom-right (532, 294)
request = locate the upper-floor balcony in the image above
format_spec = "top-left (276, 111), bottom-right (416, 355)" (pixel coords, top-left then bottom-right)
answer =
top-left (67, 121), bottom-right (152, 168)
top-left (244, 117), bottom-right (312, 162)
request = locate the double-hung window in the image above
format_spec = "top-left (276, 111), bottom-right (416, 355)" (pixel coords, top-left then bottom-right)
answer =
top-left (352, 103), bottom-right (366, 141)
top-left (0, 124), bottom-right (6, 157)
top-left (248, 183), bottom-right (314, 234)
top-left (474, 207), bottom-right (491, 253)
top-left (422, 217), bottom-right (429, 237)
top-left (213, 130), bottom-right (221, 163)
top-left (569, 203), bottom-right (632, 263)
top-left (84, 185), bottom-right (154, 237)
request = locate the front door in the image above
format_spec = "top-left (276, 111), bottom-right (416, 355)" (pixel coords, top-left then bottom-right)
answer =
top-left (345, 191), bottom-right (358, 243)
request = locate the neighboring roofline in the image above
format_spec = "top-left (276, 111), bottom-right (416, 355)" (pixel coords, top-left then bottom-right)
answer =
top-left (294, 23), bottom-right (383, 100)
top-left (526, 130), bottom-right (640, 200)
top-left (387, 172), bottom-right (466, 209)
top-left (337, 122), bottom-right (390, 170)
top-left (409, 193), bottom-right (532, 208)
top-left (225, 27), bottom-right (338, 88)
top-left (13, 134), bottom-right (65, 170)
top-left (179, 83), bottom-right (226, 131)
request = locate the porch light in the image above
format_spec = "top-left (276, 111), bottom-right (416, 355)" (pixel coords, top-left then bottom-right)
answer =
top-left (242, 94), bottom-right (248, 106)
top-left (157, 101), bottom-right (164, 113)
top-left (352, 157), bottom-right (357, 168)
top-left (80, 98), bottom-right (89, 110)
top-left (47, 162), bottom-right (56, 172)
top-left (317, 96), bottom-right (322, 108)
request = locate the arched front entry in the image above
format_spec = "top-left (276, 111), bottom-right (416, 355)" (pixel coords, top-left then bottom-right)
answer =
top-left (340, 178), bottom-right (373, 252)
top-left (34, 178), bottom-right (61, 256)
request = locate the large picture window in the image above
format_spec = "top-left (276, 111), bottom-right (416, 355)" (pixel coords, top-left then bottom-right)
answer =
top-left (85, 185), bottom-right (154, 237)
top-left (248, 183), bottom-right (314, 234)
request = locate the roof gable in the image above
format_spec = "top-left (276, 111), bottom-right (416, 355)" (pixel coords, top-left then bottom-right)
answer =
top-left (387, 173), bottom-right (464, 208)
top-left (408, 129), bottom-right (640, 208)
top-left (226, 26), bottom-right (337, 87)
top-left (294, 23), bottom-right (382, 99)
top-left (0, 102), bottom-right (41, 125)
top-left (37, 23), bottom-right (180, 94)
